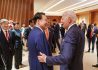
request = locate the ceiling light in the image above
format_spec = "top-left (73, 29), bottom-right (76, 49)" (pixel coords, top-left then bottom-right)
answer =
top-left (56, 0), bottom-right (87, 12)
top-left (44, 0), bottom-right (64, 12)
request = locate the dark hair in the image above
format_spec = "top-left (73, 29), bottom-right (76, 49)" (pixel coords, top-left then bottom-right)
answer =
top-left (29, 18), bottom-right (33, 25)
top-left (13, 22), bottom-right (19, 26)
top-left (33, 12), bottom-right (45, 24)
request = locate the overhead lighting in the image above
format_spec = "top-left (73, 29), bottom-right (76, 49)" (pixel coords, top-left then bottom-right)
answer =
top-left (44, 0), bottom-right (64, 12)
top-left (45, 11), bottom-right (61, 16)
top-left (61, 0), bottom-right (98, 12)
top-left (56, 0), bottom-right (87, 12)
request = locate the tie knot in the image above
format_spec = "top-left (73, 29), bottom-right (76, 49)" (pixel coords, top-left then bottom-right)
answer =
top-left (5, 30), bottom-right (7, 32)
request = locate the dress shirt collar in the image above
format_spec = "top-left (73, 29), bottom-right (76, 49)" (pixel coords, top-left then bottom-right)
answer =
top-left (67, 23), bottom-right (75, 31)
top-left (35, 24), bottom-right (43, 32)
top-left (2, 28), bottom-right (8, 33)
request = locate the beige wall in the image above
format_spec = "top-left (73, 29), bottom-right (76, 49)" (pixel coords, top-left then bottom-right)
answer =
top-left (94, 12), bottom-right (98, 25)
top-left (76, 12), bottom-right (91, 26)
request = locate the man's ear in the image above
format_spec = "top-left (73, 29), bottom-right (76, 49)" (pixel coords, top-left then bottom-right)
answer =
top-left (37, 19), bottom-right (40, 25)
top-left (68, 17), bottom-right (72, 23)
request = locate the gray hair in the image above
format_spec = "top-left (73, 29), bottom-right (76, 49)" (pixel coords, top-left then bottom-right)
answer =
top-left (0, 19), bottom-right (8, 24)
top-left (62, 11), bottom-right (77, 22)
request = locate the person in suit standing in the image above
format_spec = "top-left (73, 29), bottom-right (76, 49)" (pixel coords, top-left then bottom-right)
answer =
top-left (0, 19), bottom-right (15, 70)
top-left (52, 20), bottom-right (60, 51)
top-left (24, 19), bottom-right (34, 51)
top-left (0, 19), bottom-right (5, 70)
top-left (12, 22), bottom-right (24, 69)
top-left (24, 19), bottom-right (34, 40)
top-left (28, 12), bottom-right (52, 70)
top-left (38, 11), bottom-right (85, 70)
top-left (86, 24), bottom-right (92, 52)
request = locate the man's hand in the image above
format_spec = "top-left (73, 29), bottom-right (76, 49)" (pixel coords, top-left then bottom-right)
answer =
top-left (38, 52), bottom-right (47, 63)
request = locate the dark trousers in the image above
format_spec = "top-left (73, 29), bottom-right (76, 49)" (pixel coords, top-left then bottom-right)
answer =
top-left (4, 52), bottom-right (13, 70)
top-left (87, 38), bottom-right (92, 51)
top-left (0, 52), bottom-right (13, 70)
top-left (96, 41), bottom-right (98, 63)
top-left (15, 45), bottom-right (22, 69)
top-left (0, 57), bottom-right (5, 70)
top-left (0, 49), bottom-right (5, 70)
top-left (92, 36), bottom-right (96, 52)
top-left (7, 53), bottom-right (13, 70)
top-left (54, 38), bottom-right (60, 51)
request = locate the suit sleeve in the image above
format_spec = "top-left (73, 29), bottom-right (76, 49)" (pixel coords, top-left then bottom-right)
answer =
top-left (46, 31), bottom-right (78, 65)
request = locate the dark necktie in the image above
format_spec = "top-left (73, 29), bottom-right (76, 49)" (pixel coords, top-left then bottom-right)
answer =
top-left (5, 31), bottom-right (9, 41)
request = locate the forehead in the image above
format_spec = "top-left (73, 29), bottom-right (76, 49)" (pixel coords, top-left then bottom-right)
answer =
top-left (2, 22), bottom-right (9, 25)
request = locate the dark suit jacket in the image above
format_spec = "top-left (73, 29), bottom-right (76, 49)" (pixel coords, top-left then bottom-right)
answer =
top-left (0, 29), bottom-right (15, 65)
top-left (46, 24), bottom-right (85, 70)
top-left (24, 27), bottom-right (32, 40)
top-left (48, 27), bottom-right (54, 53)
top-left (0, 29), bottom-right (15, 54)
top-left (28, 27), bottom-right (51, 70)
top-left (53, 23), bottom-right (60, 39)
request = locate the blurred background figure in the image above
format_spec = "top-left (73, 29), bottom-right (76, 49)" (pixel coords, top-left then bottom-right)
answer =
top-left (12, 22), bottom-right (25, 69)
top-left (80, 20), bottom-right (87, 35)
top-left (52, 19), bottom-right (60, 52)
top-left (24, 19), bottom-right (34, 51)
top-left (21, 24), bottom-right (26, 51)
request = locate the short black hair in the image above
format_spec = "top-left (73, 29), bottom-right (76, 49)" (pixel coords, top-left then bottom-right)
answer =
top-left (29, 18), bottom-right (34, 25)
top-left (33, 12), bottom-right (45, 24)
top-left (13, 22), bottom-right (19, 26)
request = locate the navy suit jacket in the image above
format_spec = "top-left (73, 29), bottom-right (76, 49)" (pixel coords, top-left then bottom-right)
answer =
top-left (28, 27), bottom-right (50, 70)
top-left (46, 24), bottom-right (85, 70)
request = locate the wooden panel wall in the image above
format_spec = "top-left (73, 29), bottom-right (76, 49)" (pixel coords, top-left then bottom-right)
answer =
top-left (91, 11), bottom-right (98, 26)
top-left (0, 0), bottom-right (34, 26)
top-left (47, 16), bottom-right (61, 25)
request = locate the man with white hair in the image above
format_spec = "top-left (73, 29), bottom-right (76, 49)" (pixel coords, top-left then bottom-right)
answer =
top-left (38, 11), bottom-right (85, 70)
top-left (0, 19), bottom-right (15, 70)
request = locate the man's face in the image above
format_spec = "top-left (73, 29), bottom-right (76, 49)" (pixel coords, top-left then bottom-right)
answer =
top-left (30, 21), bottom-right (34, 27)
top-left (14, 24), bottom-right (20, 29)
top-left (39, 15), bottom-right (47, 30)
top-left (61, 16), bottom-right (70, 29)
top-left (1, 22), bottom-right (9, 30)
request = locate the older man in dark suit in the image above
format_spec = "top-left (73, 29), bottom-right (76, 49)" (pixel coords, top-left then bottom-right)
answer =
top-left (0, 19), bottom-right (5, 70)
top-left (0, 19), bottom-right (15, 70)
top-left (38, 11), bottom-right (85, 70)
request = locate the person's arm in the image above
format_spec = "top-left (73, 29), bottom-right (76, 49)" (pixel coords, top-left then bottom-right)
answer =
top-left (38, 32), bottom-right (77, 65)
top-left (46, 40), bottom-right (76, 65)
